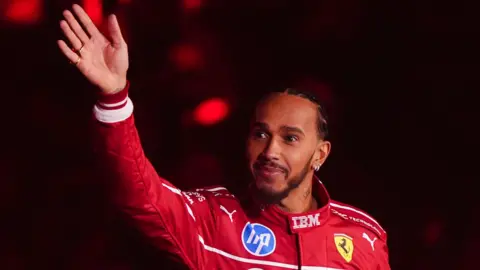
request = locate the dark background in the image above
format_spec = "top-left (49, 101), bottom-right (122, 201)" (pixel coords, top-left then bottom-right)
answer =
top-left (0, 0), bottom-right (478, 269)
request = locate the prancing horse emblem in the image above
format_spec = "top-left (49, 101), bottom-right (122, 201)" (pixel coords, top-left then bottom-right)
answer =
top-left (334, 233), bottom-right (354, 263)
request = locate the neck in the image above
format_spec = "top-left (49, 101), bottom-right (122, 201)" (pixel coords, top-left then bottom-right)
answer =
top-left (277, 174), bottom-right (317, 213)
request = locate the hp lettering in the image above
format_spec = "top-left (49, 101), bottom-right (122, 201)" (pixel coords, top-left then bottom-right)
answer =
top-left (241, 222), bottom-right (276, 256)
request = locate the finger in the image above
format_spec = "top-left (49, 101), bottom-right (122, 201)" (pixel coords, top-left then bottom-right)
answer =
top-left (57, 40), bottom-right (81, 64)
top-left (72, 4), bottom-right (102, 38)
top-left (63, 10), bottom-right (90, 44)
top-left (108, 15), bottom-right (125, 48)
top-left (59, 20), bottom-right (83, 50)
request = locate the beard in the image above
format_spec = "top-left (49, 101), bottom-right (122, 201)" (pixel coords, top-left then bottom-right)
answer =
top-left (254, 155), bottom-right (314, 205)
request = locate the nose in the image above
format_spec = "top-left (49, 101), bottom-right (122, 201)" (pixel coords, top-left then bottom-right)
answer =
top-left (262, 137), bottom-right (281, 160)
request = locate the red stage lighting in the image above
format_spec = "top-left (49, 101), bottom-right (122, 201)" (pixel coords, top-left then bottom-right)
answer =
top-left (5, 0), bottom-right (42, 24)
top-left (193, 98), bottom-right (229, 126)
top-left (83, 0), bottom-right (103, 25)
top-left (183, 0), bottom-right (202, 10)
top-left (171, 43), bottom-right (203, 71)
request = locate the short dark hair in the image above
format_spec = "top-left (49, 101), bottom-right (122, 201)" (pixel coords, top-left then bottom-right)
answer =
top-left (281, 88), bottom-right (329, 140)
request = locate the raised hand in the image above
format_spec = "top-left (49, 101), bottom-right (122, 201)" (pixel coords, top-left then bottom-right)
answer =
top-left (57, 4), bottom-right (128, 94)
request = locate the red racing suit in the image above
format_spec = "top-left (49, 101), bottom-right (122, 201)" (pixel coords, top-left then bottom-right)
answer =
top-left (93, 83), bottom-right (390, 270)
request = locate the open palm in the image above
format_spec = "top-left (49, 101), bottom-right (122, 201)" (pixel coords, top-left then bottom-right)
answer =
top-left (57, 4), bottom-right (128, 94)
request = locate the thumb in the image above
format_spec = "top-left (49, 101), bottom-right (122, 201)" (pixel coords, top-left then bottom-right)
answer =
top-left (107, 14), bottom-right (125, 48)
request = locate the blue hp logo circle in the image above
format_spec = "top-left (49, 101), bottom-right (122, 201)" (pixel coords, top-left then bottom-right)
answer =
top-left (241, 222), bottom-right (276, 256)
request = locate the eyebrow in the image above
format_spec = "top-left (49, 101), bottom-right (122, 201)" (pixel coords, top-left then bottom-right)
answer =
top-left (252, 122), bottom-right (305, 136)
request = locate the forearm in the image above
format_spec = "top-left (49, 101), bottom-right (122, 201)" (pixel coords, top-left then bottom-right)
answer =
top-left (92, 82), bottom-right (162, 210)
top-left (92, 84), bottom-right (204, 267)
top-left (94, 114), bottom-right (156, 209)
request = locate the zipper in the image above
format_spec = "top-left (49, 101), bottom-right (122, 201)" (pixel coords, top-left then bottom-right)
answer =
top-left (296, 233), bottom-right (303, 270)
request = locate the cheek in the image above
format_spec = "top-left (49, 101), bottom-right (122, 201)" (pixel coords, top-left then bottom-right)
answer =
top-left (285, 149), bottom-right (309, 172)
top-left (246, 139), bottom-right (262, 163)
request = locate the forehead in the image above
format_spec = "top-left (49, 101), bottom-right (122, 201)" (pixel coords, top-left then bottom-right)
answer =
top-left (254, 93), bottom-right (318, 133)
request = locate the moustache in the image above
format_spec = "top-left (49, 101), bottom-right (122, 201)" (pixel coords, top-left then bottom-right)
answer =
top-left (253, 160), bottom-right (288, 174)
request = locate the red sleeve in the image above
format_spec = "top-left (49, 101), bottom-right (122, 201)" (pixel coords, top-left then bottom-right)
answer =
top-left (93, 83), bottom-right (212, 268)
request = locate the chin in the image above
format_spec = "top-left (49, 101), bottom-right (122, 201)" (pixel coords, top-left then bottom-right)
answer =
top-left (254, 173), bottom-right (284, 190)
top-left (254, 177), bottom-right (290, 203)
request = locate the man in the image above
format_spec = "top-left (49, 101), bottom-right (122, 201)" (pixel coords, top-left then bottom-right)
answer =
top-left (58, 5), bottom-right (390, 269)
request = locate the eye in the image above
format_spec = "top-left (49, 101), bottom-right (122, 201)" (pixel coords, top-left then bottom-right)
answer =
top-left (252, 130), bottom-right (268, 139)
top-left (285, 135), bottom-right (299, 143)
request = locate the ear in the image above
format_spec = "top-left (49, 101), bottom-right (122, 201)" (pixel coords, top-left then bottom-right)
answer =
top-left (314, 140), bottom-right (331, 167)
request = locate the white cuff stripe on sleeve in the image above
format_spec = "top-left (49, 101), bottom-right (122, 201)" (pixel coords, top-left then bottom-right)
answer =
top-left (98, 97), bottom-right (129, 108)
top-left (94, 97), bottom-right (134, 123)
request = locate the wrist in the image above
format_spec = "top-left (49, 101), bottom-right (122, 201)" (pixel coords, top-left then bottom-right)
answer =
top-left (98, 80), bottom-right (129, 104)
top-left (103, 76), bottom-right (127, 94)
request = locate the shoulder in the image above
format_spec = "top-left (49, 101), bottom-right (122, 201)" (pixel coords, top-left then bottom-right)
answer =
top-left (330, 200), bottom-right (387, 241)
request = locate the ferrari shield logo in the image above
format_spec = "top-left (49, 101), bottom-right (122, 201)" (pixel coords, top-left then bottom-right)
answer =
top-left (334, 234), bottom-right (354, 263)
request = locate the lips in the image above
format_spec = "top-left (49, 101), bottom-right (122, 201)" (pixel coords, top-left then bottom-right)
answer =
top-left (254, 163), bottom-right (286, 179)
